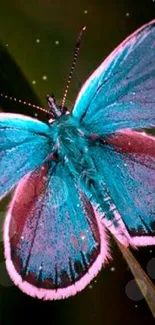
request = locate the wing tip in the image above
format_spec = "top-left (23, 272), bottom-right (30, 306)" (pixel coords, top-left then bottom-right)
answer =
top-left (73, 18), bottom-right (155, 118)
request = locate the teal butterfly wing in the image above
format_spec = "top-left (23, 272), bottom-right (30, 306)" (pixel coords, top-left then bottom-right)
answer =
top-left (80, 130), bottom-right (155, 246)
top-left (72, 20), bottom-right (155, 135)
top-left (71, 20), bottom-right (155, 246)
top-left (0, 113), bottom-right (51, 198)
top-left (4, 160), bottom-right (109, 300)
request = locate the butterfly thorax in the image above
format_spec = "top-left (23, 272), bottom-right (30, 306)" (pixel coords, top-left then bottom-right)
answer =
top-left (49, 115), bottom-right (89, 163)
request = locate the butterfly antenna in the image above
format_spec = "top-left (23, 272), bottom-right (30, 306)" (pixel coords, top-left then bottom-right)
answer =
top-left (0, 93), bottom-right (53, 116)
top-left (61, 26), bottom-right (86, 109)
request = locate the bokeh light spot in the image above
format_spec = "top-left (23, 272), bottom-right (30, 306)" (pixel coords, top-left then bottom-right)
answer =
top-left (147, 258), bottom-right (155, 279)
top-left (125, 279), bottom-right (147, 301)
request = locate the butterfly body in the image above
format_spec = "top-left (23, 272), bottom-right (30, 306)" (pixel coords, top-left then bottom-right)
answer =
top-left (48, 114), bottom-right (112, 212)
top-left (1, 20), bottom-right (155, 300)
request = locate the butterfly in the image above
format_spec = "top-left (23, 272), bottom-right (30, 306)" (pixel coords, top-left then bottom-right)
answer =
top-left (1, 19), bottom-right (155, 300)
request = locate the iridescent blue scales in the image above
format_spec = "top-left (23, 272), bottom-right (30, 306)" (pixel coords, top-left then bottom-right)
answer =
top-left (1, 20), bottom-right (155, 300)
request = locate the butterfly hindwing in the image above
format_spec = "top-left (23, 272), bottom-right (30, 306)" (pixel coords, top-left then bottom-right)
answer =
top-left (0, 113), bottom-right (51, 199)
top-left (72, 20), bottom-right (155, 134)
top-left (4, 160), bottom-right (109, 300)
top-left (90, 130), bottom-right (155, 246)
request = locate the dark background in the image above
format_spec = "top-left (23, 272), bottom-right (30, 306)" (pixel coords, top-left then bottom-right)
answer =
top-left (0, 0), bottom-right (155, 324)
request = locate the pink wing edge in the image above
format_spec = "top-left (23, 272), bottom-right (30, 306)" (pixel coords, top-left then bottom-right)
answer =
top-left (103, 209), bottom-right (155, 247)
top-left (3, 172), bottom-right (111, 301)
top-left (73, 19), bottom-right (155, 115)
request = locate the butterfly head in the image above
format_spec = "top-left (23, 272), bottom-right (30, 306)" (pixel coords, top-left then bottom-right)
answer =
top-left (47, 94), bottom-right (69, 122)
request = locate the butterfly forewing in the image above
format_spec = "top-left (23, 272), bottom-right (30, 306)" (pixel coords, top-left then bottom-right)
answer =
top-left (0, 113), bottom-right (51, 198)
top-left (72, 20), bottom-right (155, 135)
